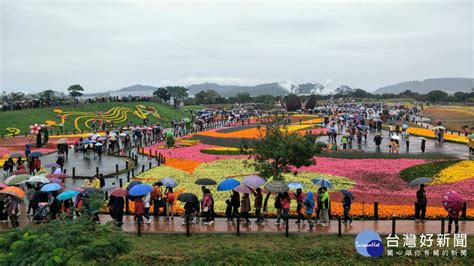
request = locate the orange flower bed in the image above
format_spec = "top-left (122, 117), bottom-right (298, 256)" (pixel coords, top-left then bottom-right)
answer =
top-left (165, 157), bottom-right (202, 173)
top-left (197, 125), bottom-right (313, 139)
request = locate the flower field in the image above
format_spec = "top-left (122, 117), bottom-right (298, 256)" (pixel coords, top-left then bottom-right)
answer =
top-left (137, 128), bottom-right (474, 219)
top-left (407, 127), bottom-right (469, 144)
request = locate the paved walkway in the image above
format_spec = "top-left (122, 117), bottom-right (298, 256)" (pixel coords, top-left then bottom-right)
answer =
top-left (3, 215), bottom-right (473, 235)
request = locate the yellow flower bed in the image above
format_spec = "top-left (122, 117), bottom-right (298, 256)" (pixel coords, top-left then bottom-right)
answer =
top-left (45, 120), bottom-right (57, 126)
top-left (432, 160), bottom-right (474, 184)
top-left (407, 127), bottom-right (468, 144)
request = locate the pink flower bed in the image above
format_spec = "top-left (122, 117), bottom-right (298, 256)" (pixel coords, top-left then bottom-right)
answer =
top-left (147, 143), bottom-right (246, 163)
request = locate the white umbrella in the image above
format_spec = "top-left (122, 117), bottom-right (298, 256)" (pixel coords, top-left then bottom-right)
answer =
top-left (391, 135), bottom-right (401, 140)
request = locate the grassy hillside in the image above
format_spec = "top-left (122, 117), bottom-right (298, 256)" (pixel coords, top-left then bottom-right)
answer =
top-left (0, 102), bottom-right (191, 135)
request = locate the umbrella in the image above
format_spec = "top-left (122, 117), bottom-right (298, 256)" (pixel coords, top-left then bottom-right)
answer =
top-left (432, 126), bottom-right (446, 131)
top-left (312, 178), bottom-right (332, 188)
top-left (29, 151), bottom-right (44, 157)
top-left (419, 137), bottom-right (427, 141)
top-left (45, 173), bottom-right (68, 179)
top-left (5, 174), bottom-right (31, 185)
top-left (242, 175), bottom-right (266, 188)
top-left (409, 177), bottom-right (433, 187)
top-left (410, 177), bottom-right (433, 187)
top-left (49, 178), bottom-right (62, 184)
top-left (72, 187), bottom-right (85, 193)
top-left (264, 180), bottom-right (289, 193)
top-left (119, 133), bottom-right (127, 137)
top-left (233, 184), bottom-right (253, 194)
top-left (126, 180), bottom-right (143, 190)
top-left (27, 175), bottom-right (50, 184)
top-left (442, 190), bottom-right (464, 216)
top-left (81, 140), bottom-right (91, 145)
top-left (154, 181), bottom-right (163, 187)
top-left (110, 188), bottom-right (128, 197)
top-left (12, 170), bottom-right (29, 175)
top-left (194, 178), bottom-right (217, 185)
top-left (177, 192), bottom-right (198, 203)
top-left (9, 152), bottom-right (23, 158)
top-left (44, 162), bottom-right (61, 168)
top-left (25, 143), bottom-right (33, 147)
top-left (288, 182), bottom-right (304, 190)
top-left (129, 184), bottom-right (153, 197)
top-left (95, 142), bottom-right (103, 147)
top-left (340, 189), bottom-right (355, 200)
top-left (162, 177), bottom-right (177, 188)
top-left (0, 183), bottom-right (7, 189)
top-left (402, 124), bottom-right (409, 129)
top-left (391, 135), bottom-right (401, 140)
top-left (101, 185), bottom-right (116, 192)
top-left (40, 183), bottom-right (62, 192)
top-left (469, 134), bottom-right (474, 139)
top-left (57, 190), bottom-right (80, 201)
top-left (217, 178), bottom-right (240, 191)
top-left (56, 138), bottom-right (68, 144)
top-left (165, 131), bottom-right (174, 137)
top-left (0, 186), bottom-right (25, 199)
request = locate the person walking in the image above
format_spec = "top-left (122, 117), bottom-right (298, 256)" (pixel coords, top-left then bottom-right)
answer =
top-left (318, 187), bottom-right (330, 226)
top-left (230, 190), bottom-right (240, 223)
top-left (447, 206), bottom-right (461, 234)
top-left (295, 188), bottom-right (304, 224)
top-left (280, 192), bottom-right (291, 225)
top-left (415, 184), bottom-right (427, 221)
top-left (374, 133), bottom-right (382, 151)
top-left (303, 191), bottom-right (315, 231)
top-left (5, 195), bottom-right (20, 228)
top-left (165, 187), bottom-right (175, 220)
top-left (143, 192), bottom-right (153, 224)
top-left (421, 138), bottom-right (426, 153)
top-left (274, 193), bottom-right (283, 225)
top-left (113, 196), bottom-right (125, 227)
top-left (253, 188), bottom-right (263, 224)
top-left (202, 189), bottom-right (213, 225)
top-left (240, 193), bottom-right (251, 224)
top-left (151, 183), bottom-right (162, 217)
top-left (134, 196), bottom-right (145, 225)
top-left (342, 194), bottom-right (353, 223)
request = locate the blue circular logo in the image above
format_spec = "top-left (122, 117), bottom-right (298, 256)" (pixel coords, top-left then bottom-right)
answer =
top-left (355, 230), bottom-right (384, 257)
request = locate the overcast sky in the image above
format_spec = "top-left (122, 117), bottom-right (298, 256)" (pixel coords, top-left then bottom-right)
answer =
top-left (1, 0), bottom-right (472, 94)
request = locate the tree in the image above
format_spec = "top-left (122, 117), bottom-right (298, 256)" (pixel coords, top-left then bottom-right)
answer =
top-left (195, 90), bottom-right (220, 105)
top-left (40, 89), bottom-right (55, 100)
top-left (153, 87), bottom-right (171, 102)
top-left (241, 119), bottom-right (319, 181)
top-left (67, 84), bottom-right (84, 98)
top-left (166, 86), bottom-right (189, 108)
top-left (285, 93), bottom-right (301, 111)
top-left (8, 92), bottom-right (25, 102)
top-left (426, 90), bottom-right (448, 103)
top-left (454, 92), bottom-right (469, 102)
top-left (235, 92), bottom-right (252, 104)
top-left (334, 85), bottom-right (354, 98)
top-left (305, 94), bottom-right (317, 109)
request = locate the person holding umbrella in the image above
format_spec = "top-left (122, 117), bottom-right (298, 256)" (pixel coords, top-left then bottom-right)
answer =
top-left (415, 184), bottom-right (427, 222)
top-left (303, 192), bottom-right (315, 231)
top-left (5, 195), bottom-right (20, 228)
top-left (318, 187), bottom-right (330, 226)
top-left (202, 189), bottom-right (214, 225)
top-left (420, 137), bottom-right (427, 153)
top-left (165, 187), bottom-right (175, 220)
top-left (253, 188), bottom-right (263, 224)
top-left (151, 182), bottom-right (163, 217)
top-left (230, 190), bottom-right (240, 223)
top-left (374, 132), bottom-right (382, 152)
top-left (295, 188), bottom-right (304, 224)
top-left (443, 191), bottom-right (463, 234)
top-left (341, 190), bottom-right (353, 223)
top-left (240, 193), bottom-right (251, 224)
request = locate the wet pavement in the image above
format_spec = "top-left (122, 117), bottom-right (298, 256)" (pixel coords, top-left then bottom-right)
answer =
top-left (3, 215), bottom-right (473, 236)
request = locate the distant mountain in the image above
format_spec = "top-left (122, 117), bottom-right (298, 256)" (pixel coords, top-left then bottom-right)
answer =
top-left (374, 78), bottom-right (474, 94)
top-left (187, 82), bottom-right (289, 96)
top-left (187, 82), bottom-right (325, 96)
top-left (118, 84), bottom-right (158, 92)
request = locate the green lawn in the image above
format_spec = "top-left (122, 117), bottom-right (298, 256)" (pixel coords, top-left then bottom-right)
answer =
top-left (113, 234), bottom-right (473, 265)
top-left (0, 102), bottom-right (190, 135)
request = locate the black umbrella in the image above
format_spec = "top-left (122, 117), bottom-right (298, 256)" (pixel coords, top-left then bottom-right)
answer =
top-left (9, 152), bottom-right (23, 158)
top-left (83, 188), bottom-right (103, 195)
top-left (194, 178), bottom-right (217, 185)
top-left (177, 193), bottom-right (198, 203)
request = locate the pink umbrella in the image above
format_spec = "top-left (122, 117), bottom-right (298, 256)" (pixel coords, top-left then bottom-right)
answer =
top-left (49, 178), bottom-right (62, 184)
top-left (0, 183), bottom-right (7, 189)
top-left (233, 184), bottom-right (252, 194)
top-left (242, 175), bottom-right (266, 188)
top-left (110, 188), bottom-right (128, 197)
top-left (442, 190), bottom-right (463, 216)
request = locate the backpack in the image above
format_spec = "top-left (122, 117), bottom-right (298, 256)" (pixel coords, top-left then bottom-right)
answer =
top-left (166, 192), bottom-right (175, 203)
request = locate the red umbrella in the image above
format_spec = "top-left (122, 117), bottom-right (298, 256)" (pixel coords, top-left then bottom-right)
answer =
top-left (12, 170), bottom-right (29, 175)
top-left (442, 190), bottom-right (463, 216)
top-left (110, 188), bottom-right (128, 197)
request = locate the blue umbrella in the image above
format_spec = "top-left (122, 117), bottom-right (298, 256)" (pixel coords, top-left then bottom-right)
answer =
top-left (312, 178), bottom-right (332, 188)
top-left (217, 178), bottom-right (240, 191)
top-left (402, 124), bottom-right (409, 129)
top-left (288, 182), bottom-right (304, 190)
top-left (126, 180), bottom-right (142, 190)
top-left (81, 140), bottom-right (91, 145)
top-left (40, 183), bottom-right (62, 192)
top-left (30, 151), bottom-right (44, 157)
top-left (162, 177), bottom-right (177, 188)
top-left (57, 190), bottom-right (80, 201)
top-left (340, 189), bottom-right (354, 199)
top-left (129, 184), bottom-right (153, 197)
